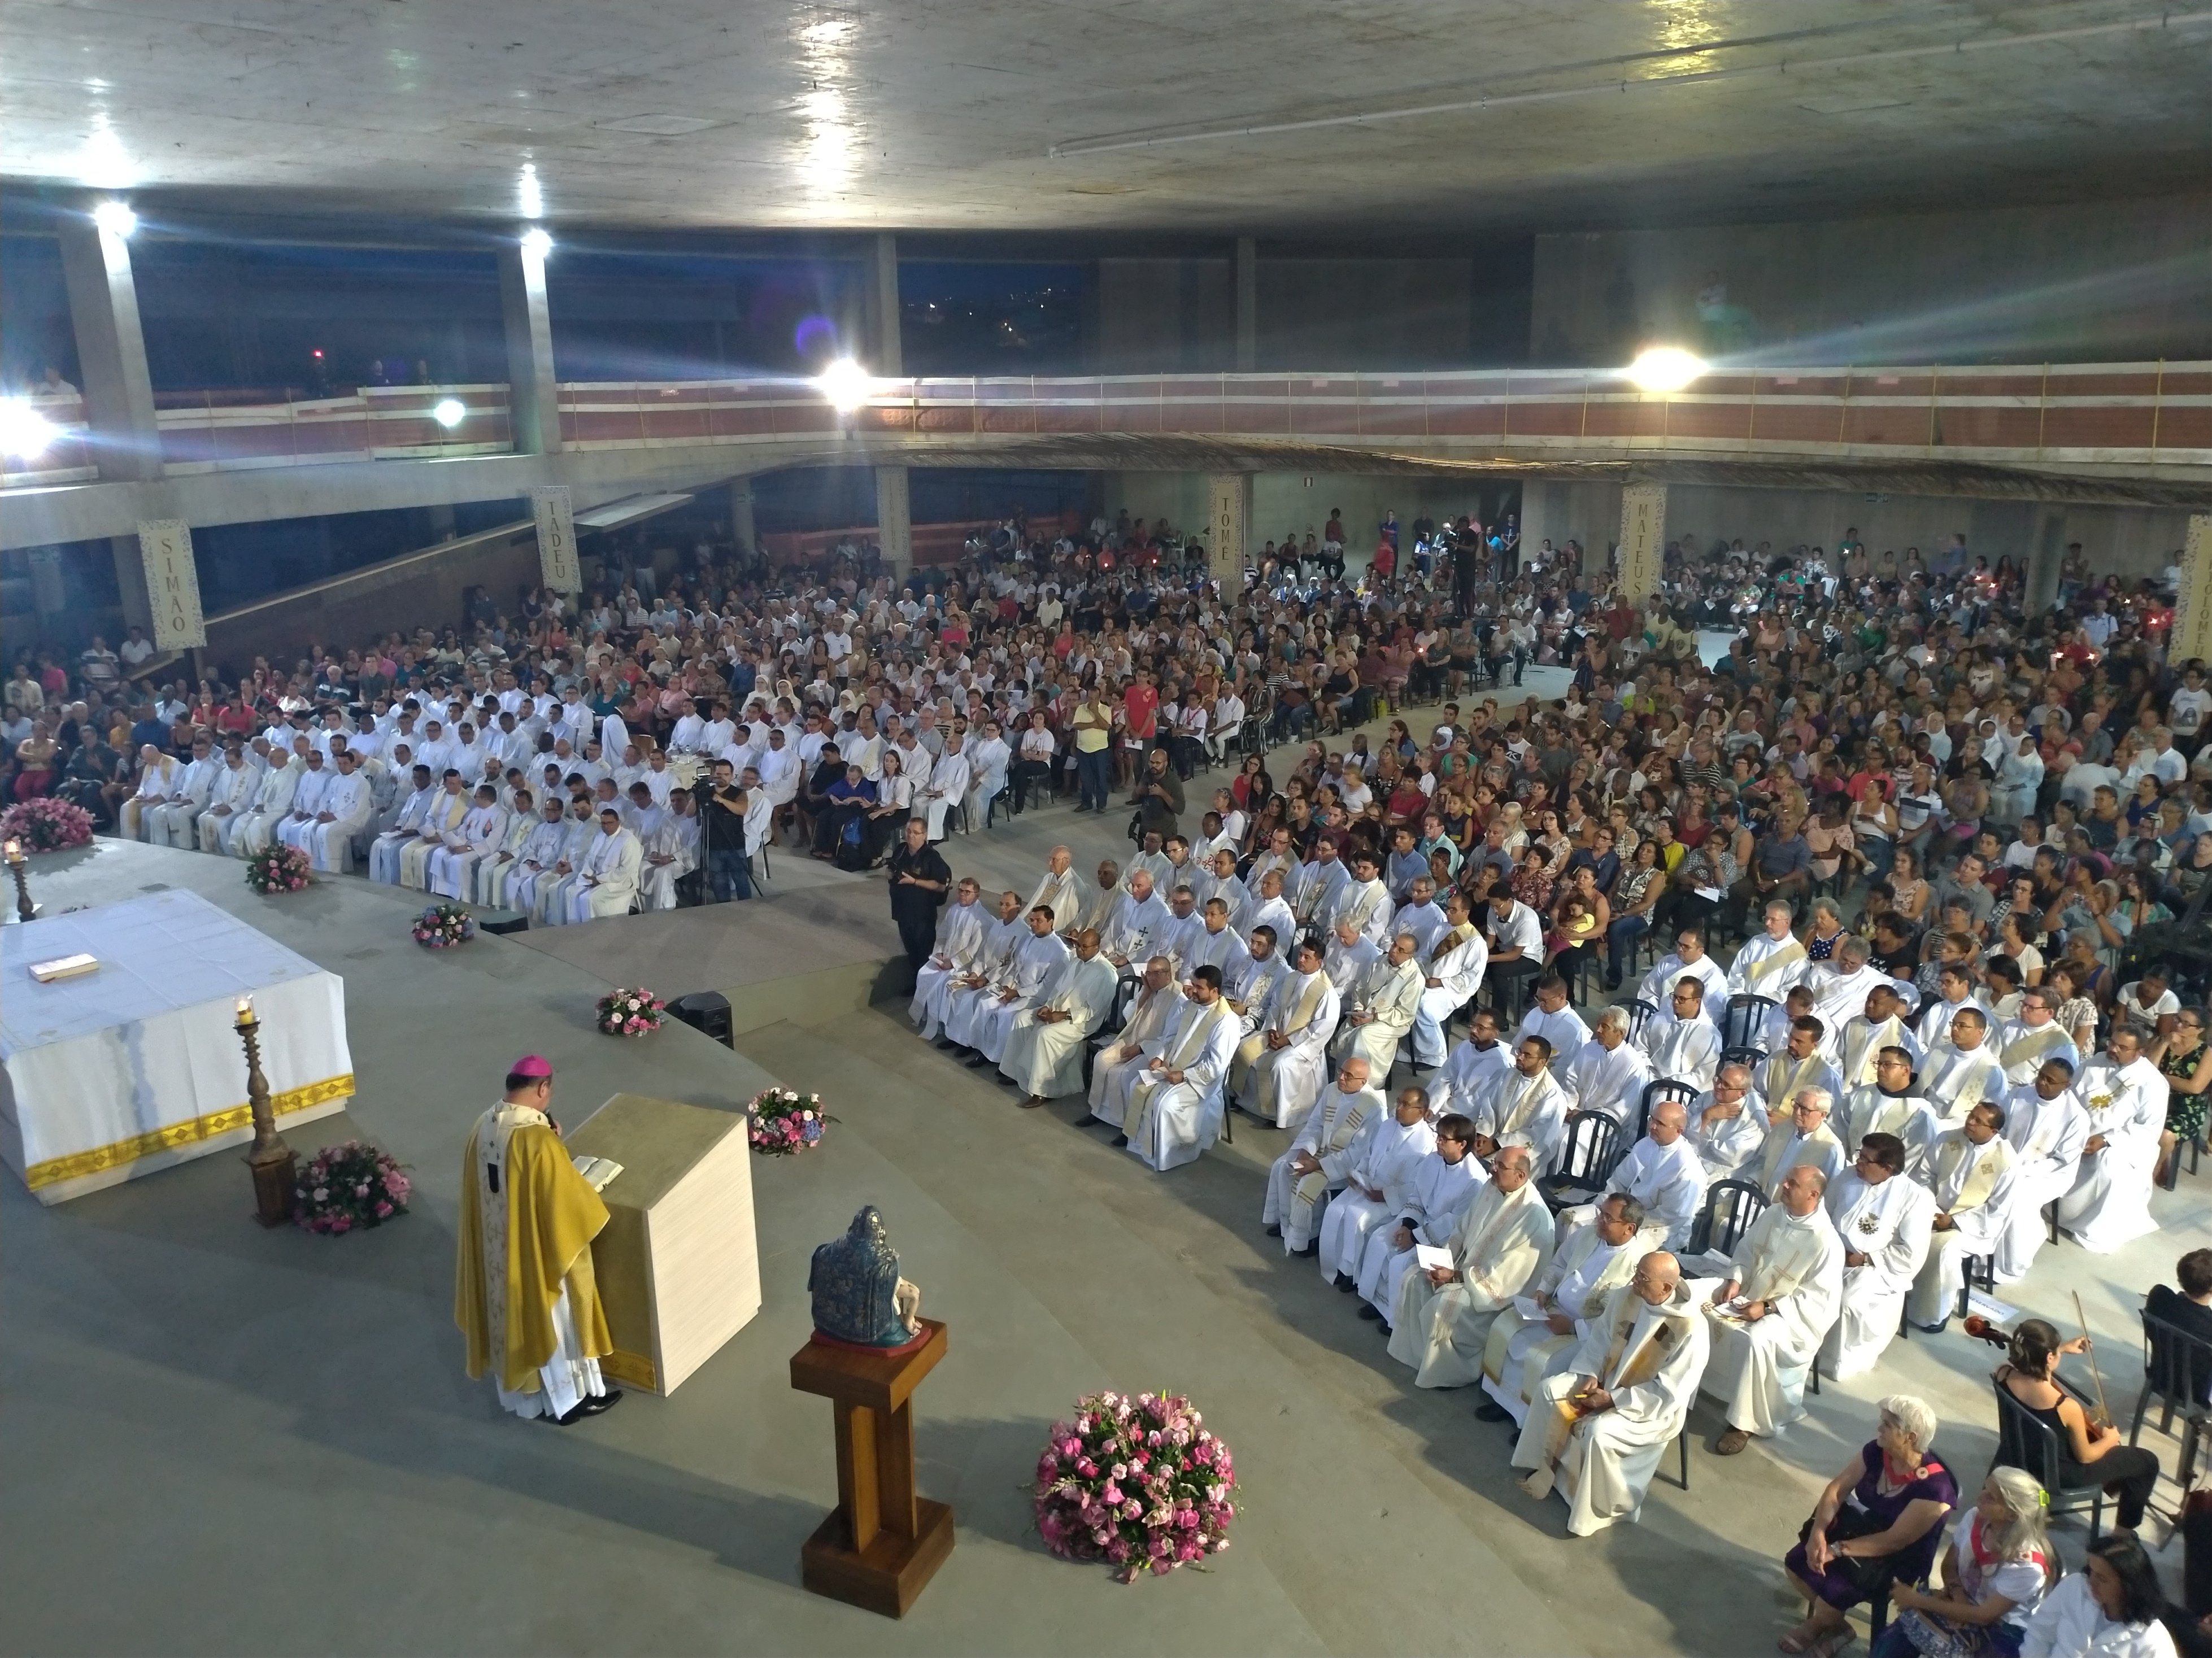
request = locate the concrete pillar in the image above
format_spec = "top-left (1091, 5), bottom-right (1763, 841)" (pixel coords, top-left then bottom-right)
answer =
top-left (2026, 507), bottom-right (2066, 614)
top-left (864, 233), bottom-right (903, 376)
top-left (2172, 514), bottom-right (2212, 667)
top-left (497, 235), bottom-right (561, 455)
top-left (1207, 472), bottom-right (1252, 592)
top-left (730, 478), bottom-right (757, 553)
top-left (54, 207), bottom-right (162, 483)
top-left (1234, 237), bottom-right (1257, 373)
top-left (1616, 483), bottom-right (1666, 604)
top-left (426, 503), bottom-right (457, 542)
top-left (111, 534), bottom-right (154, 635)
top-left (876, 465), bottom-right (912, 581)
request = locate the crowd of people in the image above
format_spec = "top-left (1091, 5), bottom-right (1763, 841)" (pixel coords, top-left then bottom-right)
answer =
top-left (12, 496), bottom-right (2210, 1647)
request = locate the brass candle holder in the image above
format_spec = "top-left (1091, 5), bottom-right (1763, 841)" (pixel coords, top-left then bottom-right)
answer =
top-left (234, 996), bottom-right (296, 1227)
top-left (5, 839), bottom-right (36, 923)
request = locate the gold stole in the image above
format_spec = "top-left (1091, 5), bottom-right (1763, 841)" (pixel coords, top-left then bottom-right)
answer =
top-left (1934, 1135), bottom-right (2013, 1213)
top-left (1541, 1297), bottom-right (1690, 1465)
top-left (434, 791), bottom-right (471, 835)
top-left (1432, 922), bottom-right (1475, 966)
top-left (1765, 1051), bottom-right (1824, 1114)
top-left (1281, 970), bottom-right (1331, 1037)
top-left (1494, 1071), bottom-right (1550, 1141)
top-left (1763, 1121), bottom-right (1836, 1193)
top-left (2001, 1023), bottom-right (2067, 1071)
top-left (1129, 1001), bottom-right (1230, 1136)
top-left (1293, 1090), bottom-right (1372, 1203)
top-left (1745, 939), bottom-right (1806, 988)
top-left (1843, 1016), bottom-right (1903, 1087)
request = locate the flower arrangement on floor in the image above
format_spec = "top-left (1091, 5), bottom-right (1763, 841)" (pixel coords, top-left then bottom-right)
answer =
top-left (0, 796), bottom-right (94, 853)
top-left (411, 901), bottom-right (474, 948)
top-left (294, 1141), bottom-right (411, 1236)
top-left (596, 986), bottom-right (667, 1036)
top-left (242, 843), bottom-right (312, 895)
top-left (746, 1087), bottom-right (831, 1155)
top-left (1034, 1391), bottom-right (1236, 1580)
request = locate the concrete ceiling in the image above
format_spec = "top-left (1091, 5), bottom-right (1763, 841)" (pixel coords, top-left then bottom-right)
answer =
top-left (2, 0), bottom-right (2208, 236)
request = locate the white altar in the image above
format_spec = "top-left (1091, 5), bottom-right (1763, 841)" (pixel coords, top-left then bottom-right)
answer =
top-left (1, 889), bottom-right (354, 1205)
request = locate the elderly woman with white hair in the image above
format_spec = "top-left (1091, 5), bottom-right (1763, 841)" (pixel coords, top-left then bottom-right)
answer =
top-left (1781, 1395), bottom-right (1959, 1657)
top-left (1877, 1465), bottom-right (2055, 1657)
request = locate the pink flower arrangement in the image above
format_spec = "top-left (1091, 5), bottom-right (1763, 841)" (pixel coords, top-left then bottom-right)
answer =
top-left (411, 902), bottom-right (474, 948)
top-left (242, 844), bottom-right (312, 896)
top-left (746, 1087), bottom-right (832, 1156)
top-left (1, 796), bottom-right (95, 852)
top-left (1035, 1391), bottom-right (1235, 1581)
top-left (595, 987), bottom-right (665, 1036)
top-left (294, 1140), bottom-right (411, 1236)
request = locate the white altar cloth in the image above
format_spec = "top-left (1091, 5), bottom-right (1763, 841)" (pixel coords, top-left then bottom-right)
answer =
top-left (1, 889), bottom-right (354, 1204)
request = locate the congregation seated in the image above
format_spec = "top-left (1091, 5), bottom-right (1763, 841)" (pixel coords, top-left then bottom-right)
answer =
top-left (1875, 1467), bottom-right (2057, 1657)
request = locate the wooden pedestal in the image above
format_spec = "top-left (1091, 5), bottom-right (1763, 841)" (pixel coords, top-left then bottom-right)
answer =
top-left (789, 1319), bottom-right (955, 1618)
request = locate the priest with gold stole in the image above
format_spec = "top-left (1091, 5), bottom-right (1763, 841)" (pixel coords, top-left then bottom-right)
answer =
top-left (455, 1056), bottom-right (622, 1424)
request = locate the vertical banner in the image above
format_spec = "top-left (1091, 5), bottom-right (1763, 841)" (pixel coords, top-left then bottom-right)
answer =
top-left (1207, 473), bottom-right (1250, 592)
top-left (2174, 514), bottom-right (2212, 667)
top-left (136, 519), bottom-right (206, 650)
top-left (1616, 483), bottom-right (1667, 604)
top-left (874, 465), bottom-right (912, 574)
top-left (530, 485), bottom-right (580, 593)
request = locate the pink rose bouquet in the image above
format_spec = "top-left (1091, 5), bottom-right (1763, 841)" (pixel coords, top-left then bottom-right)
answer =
top-left (243, 844), bottom-right (313, 896)
top-left (746, 1087), bottom-right (832, 1156)
top-left (294, 1140), bottom-right (411, 1236)
top-left (0, 796), bottom-right (94, 852)
top-left (595, 987), bottom-right (665, 1036)
top-left (1035, 1391), bottom-right (1236, 1581)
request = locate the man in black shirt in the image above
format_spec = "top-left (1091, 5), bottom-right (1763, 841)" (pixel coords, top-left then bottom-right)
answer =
top-left (886, 818), bottom-right (951, 978)
top-left (695, 757), bottom-right (752, 901)
top-left (2146, 1248), bottom-right (2212, 1408)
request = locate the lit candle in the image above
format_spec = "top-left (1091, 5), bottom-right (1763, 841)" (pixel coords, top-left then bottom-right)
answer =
top-left (3, 840), bottom-right (20, 863)
top-left (236, 995), bottom-right (256, 1026)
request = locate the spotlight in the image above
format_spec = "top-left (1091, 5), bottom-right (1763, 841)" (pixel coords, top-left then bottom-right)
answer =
top-left (433, 398), bottom-right (467, 429)
top-left (520, 227), bottom-right (553, 258)
top-left (92, 199), bottom-right (136, 238)
top-left (1626, 346), bottom-right (1705, 393)
top-left (0, 398), bottom-right (57, 457)
top-left (814, 356), bottom-right (873, 413)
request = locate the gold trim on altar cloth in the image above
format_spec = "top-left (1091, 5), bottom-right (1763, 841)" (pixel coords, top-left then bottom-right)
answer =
top-left (24, 1074), bottom-right (356, 1190)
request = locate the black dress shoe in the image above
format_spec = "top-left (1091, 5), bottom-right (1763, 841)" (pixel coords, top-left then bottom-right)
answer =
top-left (1110, 1133), bottom-right (1128, 1147)
top-left (1474, 1400), bottom-right (1510, 1423)
top-left (577, 1390), bottom-right (622, 1416)
top-left (1357, 1303), bottom-right (1382, 1321)
top-left (1295, 1240), bottom-right (1320, 1257)
top-left (1263, 1223), bottom-right (1282, 1238)
top-left (964, 1054), bottom-right (991, 1067)
top-left (934, 1039), bottom-right (960, 1050)
top-left (1334, 1273), bottom-right (1357, 1292)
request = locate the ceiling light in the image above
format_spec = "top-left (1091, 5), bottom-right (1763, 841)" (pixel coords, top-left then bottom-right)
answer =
top-left (0, 399), bottom-right (58, 457)
top-left (517, 163), bottom-right (543, 219)
top-left (92, 199), bottom-right (136, 238)
top-left (520, 227), bottom-right (553, 258)
top-left (814, 357), bottom-right (873, 413)
top-left (1627, 346), bottom-right (1706, 392)
top-left (433, 398), bottom-right (467, 429)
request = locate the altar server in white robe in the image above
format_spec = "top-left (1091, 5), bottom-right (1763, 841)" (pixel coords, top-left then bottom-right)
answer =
top-left (495, 797), bottom-right (570, 912)
top-left (1643, 978), bottom-right (1723, 1090)
top-left (1757, 1087), bottom-right (1850, 1197)
top-left (1331, 932), bottom-right (1426, 1081)
top-left (120, 745), bottom-right (178, 840)
top-left (1689, 1062), bottom-right (1769, 1181)
top-left (1636, 927), bottom-right (1730, 1023)
top-left (1320, 1088), bottom-right (1438, 1288)
top-left (1908, 1104), bottom-right (2019, 1328)
top-left (1514, 1253), bottom-right (1708, 1536)
top-left (1002, 928), bottom-right (1119, 1106)
top-left (1700, 1165), bottom-right (1843, 1451)
top-left (1481, 1193), bottom-right (1654, 1426)
top-left (1357, 1123), bottom-right (1487, 1314)
top-left (1263, 1058), bottom-right (1384, 1253)
top-left (1727, 901), bottom-right (1810, 999)
top-left (1820, 1133), bottom-right (1935, 1378)
top-left (1997, 987), bottom-right (2080, 1086)
top-left (1757, 1017), bottom-right (1845, 1122)
top-left (911, 878), bottom-right (989, 1039)
top-left (1089, 958), bottom-right (1181, 1128)
top-left (1597, 1101), bottom-right (1708, 1249)
top-left (475, 789), bottom-right (542, 907)
top-left (1241, 939), bottom-right (1341, 1129)
top-left (1122, 966), bottom-right (1239, 1172)
top-left (1565, 1006), bottom-right (1654, 1127)
top-left (149, 735), bottom-right (220, 847)
top-left (2057, 1028), bottom-right (2169, 1252)
top-left (1833, 983), bottom-right (1923, 1089)
top-left (964, 907), bottom-right (1070, 1066)
top-left (1920, 1007), bottom-right (2008, 1126)
top-left (1426, 1009), bottom-right (1512, 1119)
top-left (1995, 1058), bottom-right (2088, 1282)
top-left (1839, 1046), bottom-right (1943, 1176)
top-left (1470, 1036), bottom-right (1573, 1171)
top-left (1409, 892), bottom-right (1487, 1069)
top-left (940, 891), bottom-right (1028, 1050)
top-left (230, 745), bottom-right (302, 857)
top-left (525, 800), bottom-right (601, 923)
top-left (1518, 975), bottom-right (1591, 1080)
top-left (562, 807), bottom-right (643, 922)
top-left (195, 744), bottom-right (264, 854)
top-left (636, 789), bottom-right (698, 910)
top-left (1390, 1146), bottom-right (1554, 1384)
top-left (1025, 845), bottom-right (1084, 939)
top-left (430, 786), bottom-right (511, 901)
top-left (369, 765), bottom-right (438, 883)
top-left (401, 773), bottom-right (472, 889)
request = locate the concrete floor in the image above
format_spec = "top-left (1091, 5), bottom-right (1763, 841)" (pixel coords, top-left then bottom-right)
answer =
top-left (3, 671), bottom-right (2205, 1655)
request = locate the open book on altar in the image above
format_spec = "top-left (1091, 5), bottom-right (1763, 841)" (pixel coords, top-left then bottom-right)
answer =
top-left (571, 1155), bottom-right (623, 1192)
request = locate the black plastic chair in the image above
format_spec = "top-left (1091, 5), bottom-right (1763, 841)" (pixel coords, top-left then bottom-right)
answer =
top-left (1990, 1379), bottom-right (2106, 1541)
top-left (1722, 993), bottom-right (1778, 1053)
top-left (1687, 1177), bottom-right (1769, 1258)
top-left (1956, 1249), bottom-right (1997, 1321)
top-left (1636, 1076), bottom-right (1701, 1144)
top-left (1626, 997), bottom-right (1658, 1042)
top-left (1720, 1043), bottom-right (1768, 1076)
top-left (2130, 1307), bottom-right (2212, 1488)
top-left (1539, 1110), bottom-right (1626, 1212)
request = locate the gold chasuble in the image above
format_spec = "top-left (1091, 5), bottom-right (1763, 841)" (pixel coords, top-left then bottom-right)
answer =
top-left (455, 1104), bottom-right (613, 1393)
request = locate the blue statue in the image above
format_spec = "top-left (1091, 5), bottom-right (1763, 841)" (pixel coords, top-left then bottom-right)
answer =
top-left (809, 1206), bottom-right (922, 1347)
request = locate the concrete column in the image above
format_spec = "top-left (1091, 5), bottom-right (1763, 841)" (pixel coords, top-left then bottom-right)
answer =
top-left (2172, 514), bottom-right (2212, 667)
top-left (1207, 472), bottom-right (1252, 592)
top-left (497, 235), bottom-right (561, 455)
top-left (2026, 507), bottom-right (2066, 614)
top-left (876, 465), bottom-right (912, 581)
top-left (730, 478), bottom-right (757, 552)
top-left (54, 207), bottom-right (162, 483)
top-left (1234, 237), bottom-right (1257, 373)
top-left (426, 503), bottom-right (457, 542)
top-left (864, 233), bottom-right (903, 376)
top-left (1616, 483), bottom-right (1666, 604)
top-left (110, 534), bottom-right (154, 634)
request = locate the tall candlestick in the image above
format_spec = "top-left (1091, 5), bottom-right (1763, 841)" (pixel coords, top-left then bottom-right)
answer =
top-left (6, 840), bottom-right (34, 923)
top-left (235, 998), bottom-right (294, 1226)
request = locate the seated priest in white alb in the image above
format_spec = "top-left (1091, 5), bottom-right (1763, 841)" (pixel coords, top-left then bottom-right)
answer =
top-left (1388, 1145), bottom-right (1554, 1382)
top-left (939, 891), bottom-right (1029, 1052)
top-left (1262, 1057), bottom-right (1384, 1254)
top-left (273, 746), bottom-right (334, 860)
top-left (1995, 1057), bottom-right (2088, 1283)
top-left (1641, 976), bottom-right (1723, 1092)
top-left (1025, 845), bottom-right (1084, 943)
top-left (1755, 1087), bottom-right (1849, 1197)
top-left (1688, 1062), bottom-right (1769, 1182)
top-left (1181, 897), bottom-right (1253, 988)
top-left (1096, 869), bottom-right (1170, 972)
top-left (1121, 965), bottom-right (1240, 1172)
top-left (1921, 1006), bottom-right (2008, 1127)
top-left (1479, 1192), bottom-right (1654, 1428)
top-left (1002, 928), bottom-right (1120, 1108)
top-left (911, 878), bottom-right (989, 1040)
top-left (1224, 926), bottom-right (1289, 1059)
top-left (430, 786), bottom-right (511, 901)
top-left (1426, 1007), bottom-right (1511, 1120)
top-left (1819, 1132), bottom-right (1936, 1379)
top-left (1907, 1102), bottom-right (2018, 1330)
top-left (1636, 926), bottom-right (1730, 1023)
top-left (400, 772), bottom-right (473, 889)
top-left (285, 747), bottom-right (372, 872)
top-left (1564, 1006), bottom-right (1654, 1127)
top-left (147, 733), bottom-right (219, 848)
top-left (1391, 875), bottom-right (1449, 956)
top-left (1832, 982), bottom-right (1923, 1090)
top-left (1071, 859), bottom-right (1123, 937)
top-left (1839, 1045), bottom-right (1943, 1177)
top-left (119, 745), bottom-right (178, 840)
top-left (195, 743), bottom-right (264, 854)
top-left (962, 905), bottom-right (1070, 1068)
top-left (1356, 1117), bottom-right (1486, 1314)
top-left (1153, 886), bottom-right (1205, 976)
top-left (496, 797), bottom-right (572, 914)
top-left (474, 788), bottom-right (541, 906)
top-left (561, 806), bottom-right (643, 923)
top-left (1595, 1099), bottom-right (1708, 1250)
top-left (1319, 1088), bottom-right (1437, 1289)
top-left (1699, 1164), bottom-right (1844, 1455)
top-left (1727, 901), bottom-right (1809, 1000)
top-left (1470, 1036), bottom-right (1572, 1172)
top-left (1089, 957), bottom-right (1181, 1131)
top-left (1757, 1016), bottom-right (1845, 1123)
top-left (1192, 848), bottom-right (1251, 932)
top-left (368, 763), bottom-right (438, 883)
top-left (636, 789), bottom-right (699, 910)
top-left (1329, 849), bottom-right (1395, 947)
top-left (1806, 939), bottom-right (1894, 1062)
top-left (917, 732), bottom-right (971, 842)
top-left (1321, 916), bottom-right (1379, 1002)
top-left (1407, 889), bottom-right (1487, 1070)
top-left (1997, 987), bottom-right (2080, 1086)
top-left (230, 743), bottom-right (302, 857)
top-left (1239, 938), bottom-right (1341, 1130)
top-left (1517, 974), bottom-right (1590, 1080)
top-left (1513, 1252), bottom-right (1709, 1537)
top-left (1244, 868), bottom-right (1298, 954)
top-left (1330, 932), bottom-right (1425, 1082)
top-left (2056, 1027), bottom-right (2169, 1253)
top-left (526, 799), bottom-right (604, 924)
top-left (1916, 963), bottom-right (1988, 1051)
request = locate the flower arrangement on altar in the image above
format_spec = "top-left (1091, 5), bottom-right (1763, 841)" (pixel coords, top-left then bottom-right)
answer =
top-left (294, 1141), bottom-right (411, 1236)
top-left (1034, 1391), bottom-right (1236, 1580)
top-left (746, 1087), bottom-right (831, 1155)
top-left (596, 986), bottom-right (666, 1036)
top-left (242, 843), bottom-right (312, 895)
top-left (411, 902), bottom-right (474, 948)
top-left (0, 796), bottom-right (93, 853)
